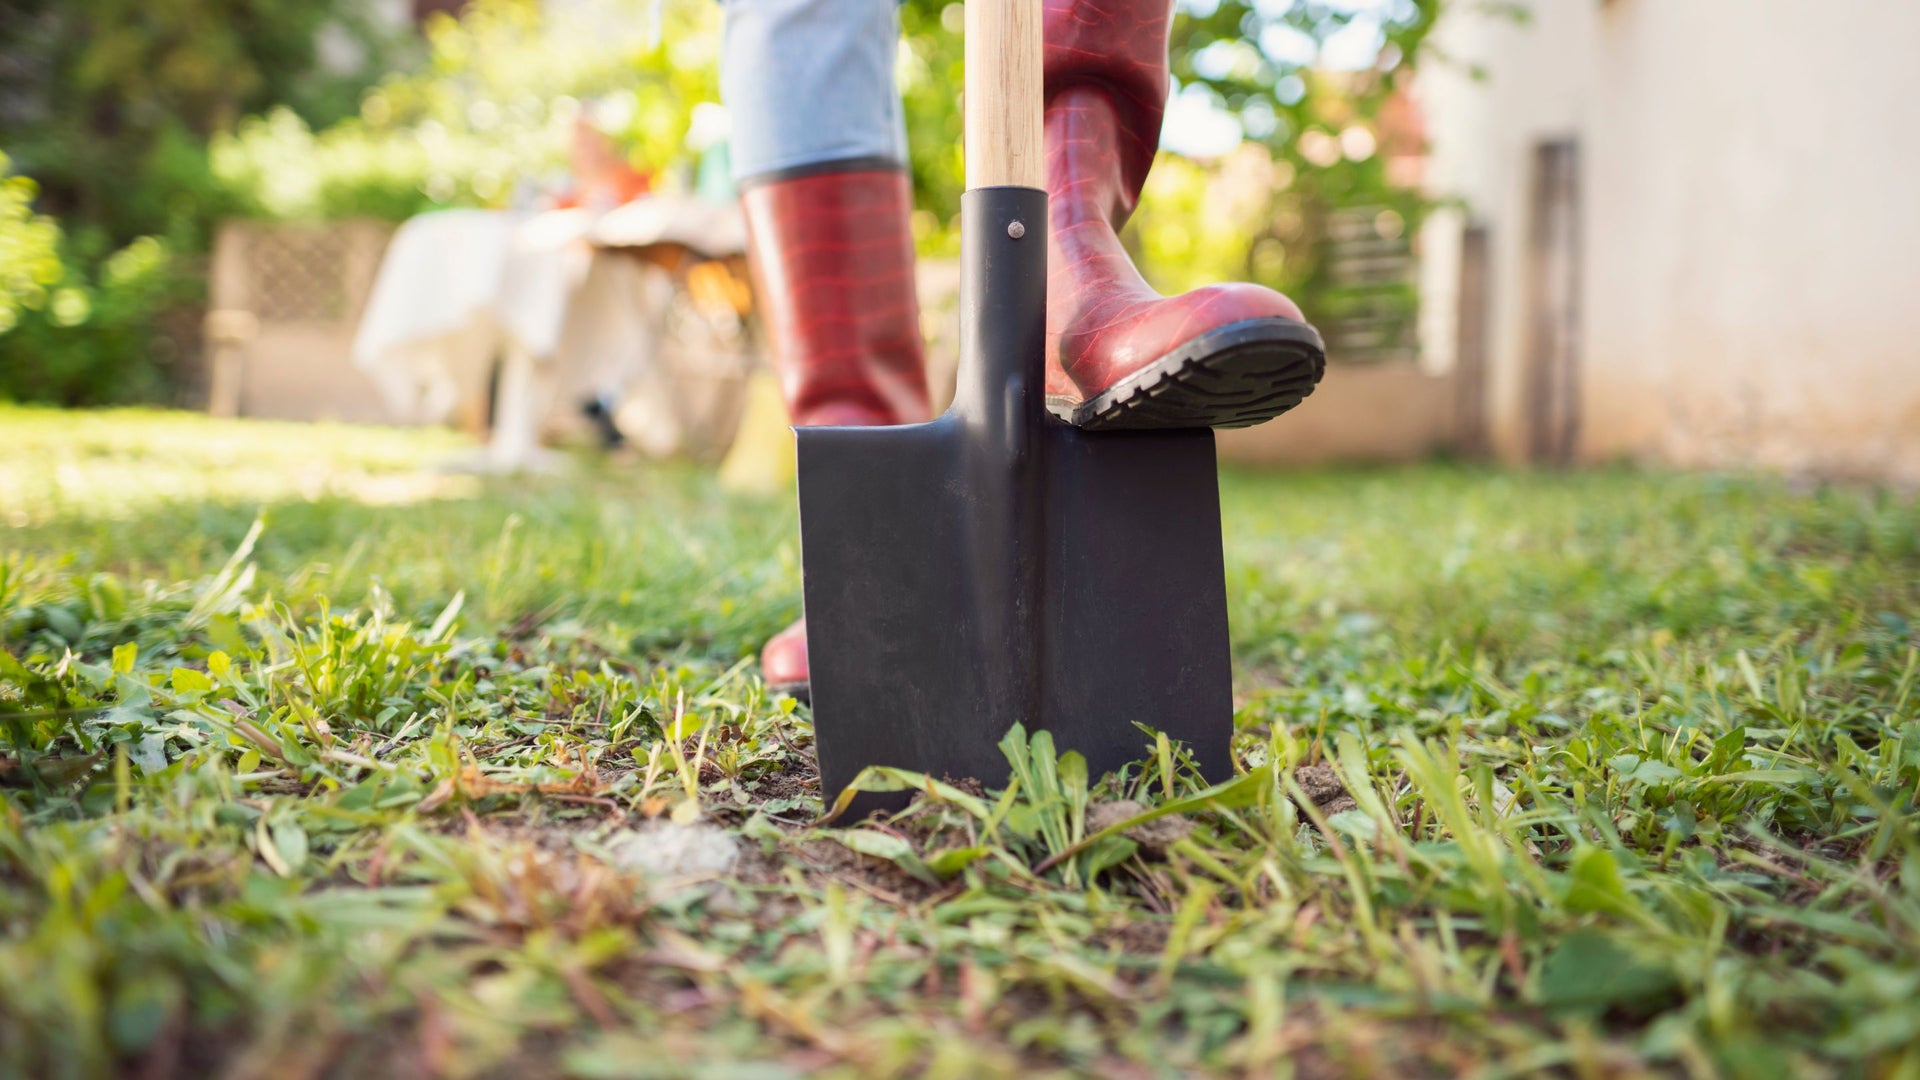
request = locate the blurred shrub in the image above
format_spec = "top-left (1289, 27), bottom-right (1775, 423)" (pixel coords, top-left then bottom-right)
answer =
top-left (1130, 75), bottom-right (1427, 360)
top-left (0, 154), bottom-right (64, 333)
top-left (0, 234), bottom-right (188, 407)
top-left (1136, 3), bottom-right (1437, 356)
top-left (3, 0), bottom-right (1440, 407)
top-left (213, 108), bottom-right (442, 222)
top-left (895, 0), bottom-right (966, 256)
top-left (0, 153), bottom-right (187, 406)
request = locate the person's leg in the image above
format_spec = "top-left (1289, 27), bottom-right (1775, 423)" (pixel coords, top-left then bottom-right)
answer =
top-left (723, 0), bottom-right (929, 697)
top-left (1041, 0), bottom-right (1325, 430)
top-left (722, 0), bottom-right (908, 185)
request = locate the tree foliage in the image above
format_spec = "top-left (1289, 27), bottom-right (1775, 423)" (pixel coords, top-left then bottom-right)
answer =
top-left (0, 0), bottom-right (397, 249)
top-left (0, 155), bottom-right (64, 335)
top-left (0, 0), bottom-right (398, 406)
top-left (216, 0), bottom-right (1440, 300)
top-left (0, 152), bottom-right (188, 407)
top-left (213, 0), bottom-right (721, 222)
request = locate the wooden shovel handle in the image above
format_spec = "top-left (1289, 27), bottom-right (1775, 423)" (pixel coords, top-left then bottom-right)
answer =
top-left (965, 0), bottom-right (1044, 190)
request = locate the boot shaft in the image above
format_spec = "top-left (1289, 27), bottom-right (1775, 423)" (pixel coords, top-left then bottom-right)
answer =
top-left (1043, 0), bottom-right (1175, 217)
top-left (740, 168), bottom-right (931, 427)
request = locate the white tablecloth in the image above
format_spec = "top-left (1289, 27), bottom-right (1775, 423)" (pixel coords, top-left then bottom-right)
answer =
top-left (351, 198), bottom-right (750, 468)
top-left (352, 208), bottom-right (591, 427)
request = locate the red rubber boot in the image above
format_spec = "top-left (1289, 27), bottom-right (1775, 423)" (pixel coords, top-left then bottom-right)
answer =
top-left (742, 166), bottom-right (930, 700)
top-left (1043, 0), bottom-right (1325, 430)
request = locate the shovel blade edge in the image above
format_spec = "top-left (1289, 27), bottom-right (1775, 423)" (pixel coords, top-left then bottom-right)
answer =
top-left (1039, 424), bottom-right (1233, 785)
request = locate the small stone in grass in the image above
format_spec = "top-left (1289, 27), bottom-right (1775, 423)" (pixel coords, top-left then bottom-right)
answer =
top-left (1087, 799), bottom-right (1192, 855)
top-left (609, 821), bottom-right (740, 879)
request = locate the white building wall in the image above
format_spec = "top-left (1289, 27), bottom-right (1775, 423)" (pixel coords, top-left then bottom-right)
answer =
top-left (1416, 0), bottom-right (1599, 462)
top-left (1417, 0), bottom-right (1920, 482)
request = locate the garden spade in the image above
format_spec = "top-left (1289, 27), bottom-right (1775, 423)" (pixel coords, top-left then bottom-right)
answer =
top-left (796, 0), bottom-right (1233, 814)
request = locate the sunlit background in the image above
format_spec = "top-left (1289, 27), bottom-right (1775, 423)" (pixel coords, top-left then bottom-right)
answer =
top-left (3, 0), bottom-right (1917, 480)
top-left (6, 5), bottom-right (1920, 1075)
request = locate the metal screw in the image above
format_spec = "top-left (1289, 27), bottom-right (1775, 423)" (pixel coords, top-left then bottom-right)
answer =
top-left (1007, 220), bottom-right (1026, 239)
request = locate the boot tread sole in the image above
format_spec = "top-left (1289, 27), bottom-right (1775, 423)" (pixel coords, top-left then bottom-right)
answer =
top-left (1052, 318), bottom-right (1328, 432)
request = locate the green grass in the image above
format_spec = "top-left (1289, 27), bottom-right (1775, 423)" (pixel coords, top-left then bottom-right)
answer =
top-left (3, 403), bottom-right (1919, 1078)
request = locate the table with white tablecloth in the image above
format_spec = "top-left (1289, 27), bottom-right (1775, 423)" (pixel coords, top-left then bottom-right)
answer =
top-left (350, 197), bottom-right (752, 469)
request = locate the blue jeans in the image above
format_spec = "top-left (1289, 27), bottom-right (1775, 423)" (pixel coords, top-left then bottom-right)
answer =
top-left (720, 0), bottom-right (908, 182)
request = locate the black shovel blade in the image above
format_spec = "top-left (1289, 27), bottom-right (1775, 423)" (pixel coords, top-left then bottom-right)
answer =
top-left (795, 411), bottom-right (1232, 812)
top-left (794, 186), bottom-right (1233, 816)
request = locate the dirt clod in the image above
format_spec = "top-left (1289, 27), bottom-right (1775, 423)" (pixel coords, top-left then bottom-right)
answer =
top-left (1293, 765), bottom-right (1359, 816)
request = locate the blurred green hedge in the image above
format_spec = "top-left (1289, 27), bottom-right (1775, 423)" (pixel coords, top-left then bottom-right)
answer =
top-left (0, 154), bottom-right (190, 406)
top-left (0, 157), bottom-right (189, 409)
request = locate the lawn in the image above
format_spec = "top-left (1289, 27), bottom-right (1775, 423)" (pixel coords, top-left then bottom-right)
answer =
top-left (2, 404), bottom-right (1918, 1079)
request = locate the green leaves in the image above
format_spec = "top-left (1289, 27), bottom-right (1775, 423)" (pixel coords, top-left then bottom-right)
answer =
top-left (1609, 754), bottom-right (1685, 788)
top-left (1035, 768), bottom-right (1268, 877)
top-left (924, 845), bottom-right (990, 879)
top-left (830, 829), bottom-right (988, 886)
top-left (826, 725), bottom-right (1270, 890)
top-left (261, 817), bottom-right (310, 878)
top-left (834, 829), bottom-right (936, 885)
top-left (168, 666), bottom-right (213, 696)
top-left (1000, 725), bottom-right (1084, 879)
top-left (823, 766), bottom-right (994, 824)
top-left (1560, 846), bottom-right (1639, 920)
top-left (1535, 929), bottom-right (1678, 1014)
top-left (0, 154), bottom-right (64, 332)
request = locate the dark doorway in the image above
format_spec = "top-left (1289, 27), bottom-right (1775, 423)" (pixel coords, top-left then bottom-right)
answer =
top-left (1522, 139), bottom-right (1582, 465)
top-left (1453, 221), bottom-right (1491, 457)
